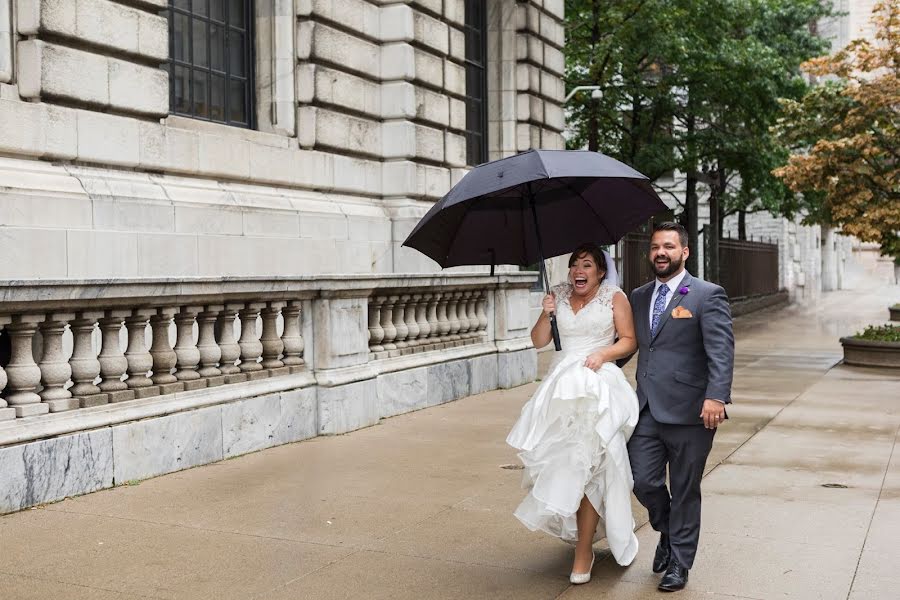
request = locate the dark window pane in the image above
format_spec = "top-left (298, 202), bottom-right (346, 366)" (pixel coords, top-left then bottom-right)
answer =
top-left (168, 0), bottom-right (253, 128)
top-left (173, 66), bottom-right (190, 114)
top-left (466, 67), bottom-right (483, 98)
top-left (210, 0), bottom-right (225, 22)
top-left (210, 23), bottom-right (225, 71)
top-left (210, 74), bottom-right (226, 121)
top-left (173, 12), bottom-right (190, 61)
top-left (192, 19), bottom-right (208, 67)
top-left (228, 0), bottom-right (246, 28)
top-left (466, 99), bottom-right (482, 131)
top-left (464, 0), bottom-right (488, 165)
top-left (193, 69), bottom-right (209, 118)
top-left (466, 0), bottom-right (485, 30)
top-left (228, 31), bottom-right (245, 76)
top-left (228, 78), bottom-right (247, 124)
top-left (465, 31), bottom-right (483, 64)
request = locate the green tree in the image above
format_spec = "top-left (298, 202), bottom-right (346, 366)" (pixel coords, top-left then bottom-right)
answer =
top-left (565, 0), bottom-right (832, 278)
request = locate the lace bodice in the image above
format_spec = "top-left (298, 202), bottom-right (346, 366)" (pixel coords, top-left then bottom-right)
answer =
top-left (551, 281), bottom-right (624, 357)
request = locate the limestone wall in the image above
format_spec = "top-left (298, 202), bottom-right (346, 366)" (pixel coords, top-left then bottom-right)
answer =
top-left (0, 0), bottom-right (565, 279)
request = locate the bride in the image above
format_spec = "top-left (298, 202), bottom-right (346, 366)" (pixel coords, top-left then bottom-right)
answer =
top-left (507, 242), bottom-right (640, 584)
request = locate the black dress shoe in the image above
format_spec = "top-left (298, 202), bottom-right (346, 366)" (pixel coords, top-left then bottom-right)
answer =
top-left (658, 559), bottom-right (689, 592)
top-left (652, 533), bottom-right (671, 573)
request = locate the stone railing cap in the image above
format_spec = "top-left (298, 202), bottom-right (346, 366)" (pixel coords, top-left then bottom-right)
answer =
top-left (0, 273), bottom-right (537, 312)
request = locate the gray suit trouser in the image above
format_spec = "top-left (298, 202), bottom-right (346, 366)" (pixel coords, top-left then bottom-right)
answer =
top-left (628, 407), bottom-right (715, 569)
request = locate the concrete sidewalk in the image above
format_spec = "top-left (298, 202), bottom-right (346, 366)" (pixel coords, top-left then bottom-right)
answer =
top-left (1, 273), bottom-right (898, 600)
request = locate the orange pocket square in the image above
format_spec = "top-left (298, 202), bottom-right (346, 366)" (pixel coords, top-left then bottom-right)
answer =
top-left (672, 306), bottom-right (693, 319)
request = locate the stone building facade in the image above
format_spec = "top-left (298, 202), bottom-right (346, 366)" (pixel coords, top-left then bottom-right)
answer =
top-left (0, 1), bottom-right (566, 512)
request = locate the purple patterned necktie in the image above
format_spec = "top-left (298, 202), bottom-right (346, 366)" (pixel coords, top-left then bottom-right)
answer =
top-left (651, 284), bottom-right (669, 336)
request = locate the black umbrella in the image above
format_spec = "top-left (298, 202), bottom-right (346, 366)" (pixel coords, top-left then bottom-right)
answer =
top-left (402, 149), bottom-right (667, 350)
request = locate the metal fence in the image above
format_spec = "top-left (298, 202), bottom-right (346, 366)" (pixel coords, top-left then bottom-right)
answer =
top-left (618, 231), bottom-right (653, 295)
top-left (715, 238), bottom-right (779, 299)
top-left (620, 232), bottom-right (779, 299)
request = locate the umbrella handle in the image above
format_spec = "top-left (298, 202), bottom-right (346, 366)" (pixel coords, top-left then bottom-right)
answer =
top-left (549, 313), bottom-right (562, 352)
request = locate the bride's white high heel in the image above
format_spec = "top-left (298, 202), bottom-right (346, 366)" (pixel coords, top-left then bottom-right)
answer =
top-left (569, 552), bottom-right (595, 585)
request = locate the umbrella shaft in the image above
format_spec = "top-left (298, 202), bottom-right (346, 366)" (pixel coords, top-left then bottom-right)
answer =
top-left (527, 185), bottom-right (551, 294)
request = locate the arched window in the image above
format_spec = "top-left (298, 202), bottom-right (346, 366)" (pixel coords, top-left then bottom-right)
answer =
top-left (168, 0), bottom-right (255, 128)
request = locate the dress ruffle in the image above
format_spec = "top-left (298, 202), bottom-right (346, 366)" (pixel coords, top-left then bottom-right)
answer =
top-left (506, 356), bottom-right (639, 566)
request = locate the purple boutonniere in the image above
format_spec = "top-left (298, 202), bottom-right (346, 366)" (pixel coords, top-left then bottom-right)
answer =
top-left (678, 286), bottom-right (690, 295)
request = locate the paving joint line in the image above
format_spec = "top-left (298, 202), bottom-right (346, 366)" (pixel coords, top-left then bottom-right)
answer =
top-left (0, 567), bottom-right (166, 599)
top-left (249, 548), bottom-right (367, 600)
top-left (845, 422), bottom-right (900, 600)
top-left (38, 507), bottom-right (360, 552)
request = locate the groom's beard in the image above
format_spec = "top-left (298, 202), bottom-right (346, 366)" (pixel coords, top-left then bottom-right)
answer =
top-left (652, 254), bottom-right (683, 278)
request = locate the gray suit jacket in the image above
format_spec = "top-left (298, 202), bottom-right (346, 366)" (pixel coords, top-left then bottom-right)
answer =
top-left (629, 272), bottom-right (735, 425)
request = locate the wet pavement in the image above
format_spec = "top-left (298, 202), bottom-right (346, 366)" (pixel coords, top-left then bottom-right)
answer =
top-left (0, 268), bottom-right (898, 599)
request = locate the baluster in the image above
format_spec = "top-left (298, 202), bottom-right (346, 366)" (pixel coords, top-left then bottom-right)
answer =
top-left (98, 310), bottom-right (134, 403)
top-left (404, 294), bottom-right (421, 350)
top-left (0, 317), bottom-right (12, 420)
top-left (69, 311), bottom-right (106, 407)
top-left (197, 305), bottom-right (224, 386)
top-left (424, 293), bottom-right (440, 350)
top-left (260, 302), bottom-right (285, 372)
top-left (456, 291), bottom-right (472, 339)
top-left (125, 308), bottom-right (158, 398)
top-left (174, 306), bottom-right (204, 390)
top-left (415, 293), bottom-right (431, 349)
top-left (368, 296), bottom-right (385, 354)
top-left (280, 300), bottom-right (305, 371)
top-left (38, 312), bottom-right (77, 412)
top-left (436, 293), bottom-right (451, 346)
top-left (150, 307), bottom-right (183, 394)
top-left (380, 295), bottom-right (398, 352)
top-left (5, 314), bottom-right (48, 416)
top-left (447, 291), bottom-right (462, 342)
top-left (465, 291), bottom-right (479, 340)
top-left (216, 304), bottom-right (243, 383)
top-left (238, 303), bottom-right (265, 377)
top-left (476, 291), bottom-right (489, 338)
top-left (394, 294), bottom-right (410, 351)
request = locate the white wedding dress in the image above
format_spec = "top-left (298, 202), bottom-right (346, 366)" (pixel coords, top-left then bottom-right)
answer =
top-left (507, 281), bottom-right (640, 566)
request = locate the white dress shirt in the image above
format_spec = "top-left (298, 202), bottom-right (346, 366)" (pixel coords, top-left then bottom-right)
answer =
top-left (648, 269), bottom-right (689, 328)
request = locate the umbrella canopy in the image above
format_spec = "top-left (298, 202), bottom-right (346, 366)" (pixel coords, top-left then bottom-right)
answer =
top-left (402, 149), bottom-right (667, 268)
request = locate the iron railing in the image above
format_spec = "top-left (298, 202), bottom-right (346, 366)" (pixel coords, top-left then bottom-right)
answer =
top-left (716, 237), bottom-right (779, 299)
top-left (619, 231), bottom-right (653, 295)
top-left (623, 230), bottom-right (780, 299)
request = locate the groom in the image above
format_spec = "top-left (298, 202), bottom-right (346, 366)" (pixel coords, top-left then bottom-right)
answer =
top-left (628, 222), bottom-right (734, 592)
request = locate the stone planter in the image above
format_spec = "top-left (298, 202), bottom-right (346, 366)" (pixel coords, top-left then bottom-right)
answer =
top-left (840, 337), bottom-right (900, 368)
top-left (890, 306), bottom-right (900, 321)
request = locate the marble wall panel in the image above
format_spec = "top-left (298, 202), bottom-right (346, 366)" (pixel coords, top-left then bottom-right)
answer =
top-left (0, 429), bottom-right (113, 514)
top-left (498, 348), bottom-right (537, 389)
top-left (468, 354), bottom-right (500, 395)
top-left (427, 359), bottom-right (470, 406)
top-left (112, 406), bottom-right (224, 483)
top-left (377, 366), bottom-right (429, 417)
top-left (317, 378), bottom-right (379, 434)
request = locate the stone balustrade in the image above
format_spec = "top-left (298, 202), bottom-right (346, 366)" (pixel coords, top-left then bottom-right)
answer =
top-left (0, 298), bottom-right (307, 421)
top-left (0, 273), bottom-right (537, 513)
top-left (0, 273), bottom-right (536, 429)
top-left (367, 287), bottom-right (489, 359)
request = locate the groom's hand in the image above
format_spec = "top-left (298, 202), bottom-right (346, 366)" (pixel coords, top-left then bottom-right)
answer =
top-left (700, 399), bottom-right (726, 429)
